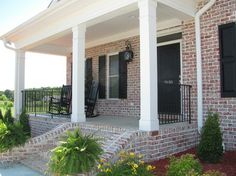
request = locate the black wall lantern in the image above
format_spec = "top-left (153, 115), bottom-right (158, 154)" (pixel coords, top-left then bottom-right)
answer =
top-left (123, 40), bottom-right (134, 62)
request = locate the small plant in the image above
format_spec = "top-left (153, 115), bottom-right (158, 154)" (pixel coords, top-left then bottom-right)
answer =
top-left (167, 154), bottom-right (202, 176)
top-left (0, 109), bottom-right (3, 122)
top-left (19, 110), bottom-right (31, 137)
top-left (0, 122), bottom-right (28, 152)
top-left (97, 151), bottom-right (155, 176)
top-left (202, 170), bottom-right (226, 176)
top-left (197, 112), bottom-right (223, 163)
top-left (3, 109), bottom-right (14, 124)
top-left (48, 129), bottom-right (103, 175)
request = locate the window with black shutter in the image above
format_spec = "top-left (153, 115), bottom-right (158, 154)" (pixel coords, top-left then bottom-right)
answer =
top-left (98, 53), bottom-right (128, 99)
top-left (219, 22), bottom-right (236, 97)
top-left (99, 55), bottom-right (106, 99)
top-left (119, 52), bottom-right (127, 99)
top-left (85, 58), bottom-right (93, 99)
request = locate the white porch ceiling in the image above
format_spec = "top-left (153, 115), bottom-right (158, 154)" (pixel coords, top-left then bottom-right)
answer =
top-left (30, 3), bottom-right (192, 56)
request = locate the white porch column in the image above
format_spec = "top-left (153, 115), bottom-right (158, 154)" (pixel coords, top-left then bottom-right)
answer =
top-left (138, 0), bottom-right (159, 131)
top-left (14, 50), bottom-right (25, 117)
top-left (71, 24), bottom-right (86, 122)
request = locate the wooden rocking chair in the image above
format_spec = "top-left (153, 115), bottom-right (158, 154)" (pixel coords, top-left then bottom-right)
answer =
top-left (85, 80), bottom-right (99, 117)
top-left (48, 85), bottom-right (72, 116)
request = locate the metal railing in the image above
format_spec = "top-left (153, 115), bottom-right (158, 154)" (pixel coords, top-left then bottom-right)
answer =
top-left (158, 83), bottom-right (192, 125)
top-left (22, 87), bottom-right (61, 116)
top-left (22, 84), bottom-right (192, 125)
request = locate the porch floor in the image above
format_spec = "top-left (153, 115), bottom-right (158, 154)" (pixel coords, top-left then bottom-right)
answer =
top-left (86, 116), bottom-right (139, 130)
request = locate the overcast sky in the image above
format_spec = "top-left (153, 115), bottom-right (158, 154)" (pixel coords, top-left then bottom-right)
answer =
top-left (0, 0), bottom-right (66, 91)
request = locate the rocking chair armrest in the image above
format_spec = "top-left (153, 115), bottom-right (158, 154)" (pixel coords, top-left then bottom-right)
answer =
top-left (50, 97), bottom-right (60, 103)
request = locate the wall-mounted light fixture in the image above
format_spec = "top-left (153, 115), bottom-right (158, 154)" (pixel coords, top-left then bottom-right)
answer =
top-left (123, 40), bottom-right (134, 62)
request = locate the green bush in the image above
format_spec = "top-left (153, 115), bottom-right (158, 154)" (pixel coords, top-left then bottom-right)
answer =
top-left (0, 122), bottom-right (28, 152)
top-left (167, 154), bottom-right (202, 176)
top-left (202, 170), bottom-right (226, 176)
top-left (3, 109), bottom-right (14, 124)
top-left (0, 109), bottom-right (3, 122)
top-left (197, 112), bottom-right (223, 163)
top-left (48, 129), bottom-right (103, 175)
top-left (19, 110), bottom-right (31, 137)
top-left (0, 94), bottom-right (7, 101)
top-left (97, 152), bottom-right (155, 176)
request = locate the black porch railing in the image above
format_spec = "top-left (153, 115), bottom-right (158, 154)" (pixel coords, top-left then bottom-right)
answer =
top-left (158, 83), bottom-right (192, 125)
top-left (22, 84), bottom-right (192, 125)
top-left (22, 87), bottom-right (61, 116)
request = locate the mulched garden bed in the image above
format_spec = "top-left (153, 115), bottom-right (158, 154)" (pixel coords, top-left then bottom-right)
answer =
top-left (150, 148), bottom-right (236, 176)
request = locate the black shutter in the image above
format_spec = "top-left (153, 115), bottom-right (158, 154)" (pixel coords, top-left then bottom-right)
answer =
top-left (85, 58), bottom-right (93, 99)
top-left (99, 55), bottom-right (106, 99)
top-left (119, 52), bottom-right (128, 99)
top-left (219, 23), bottom-right (236, 97)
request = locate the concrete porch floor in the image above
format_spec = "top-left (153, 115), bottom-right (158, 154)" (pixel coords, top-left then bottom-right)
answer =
top-left (86, 116), bottom-right (139, 130)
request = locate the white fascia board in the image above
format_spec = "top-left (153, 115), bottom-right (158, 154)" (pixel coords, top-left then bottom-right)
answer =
top-left (12, 0), bottom-right (138, 49)
top-left (157, 0), bottom-right (196, 17)
top-left (86, 18), bottom-right (182, 48)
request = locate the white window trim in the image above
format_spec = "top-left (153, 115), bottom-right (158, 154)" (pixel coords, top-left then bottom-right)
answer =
top-left (106, 52), bottom-right (120, 100)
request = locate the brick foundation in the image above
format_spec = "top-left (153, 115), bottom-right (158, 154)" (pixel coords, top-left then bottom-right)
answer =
top-left (29, 116), bottom-right (70, 137)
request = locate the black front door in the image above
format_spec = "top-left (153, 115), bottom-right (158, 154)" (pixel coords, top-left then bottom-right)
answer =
top-left (157, 43), bottom-right (181, 114)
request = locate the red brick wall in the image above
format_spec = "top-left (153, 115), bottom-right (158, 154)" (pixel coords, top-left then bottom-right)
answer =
top-left (200, 0), bottom-right (236, 150)
top-left (67, 36), bottom-right (140, 117)
top-left (66, 0), bottom-right (236, 150)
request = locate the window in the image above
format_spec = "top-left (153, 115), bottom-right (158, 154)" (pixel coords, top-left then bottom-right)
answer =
top-left (98, 52), bottom-right (127, 100)
top-left (219, 23), bottom-right (236, 97)
top-left (108, 54), bottom-right (119, 98)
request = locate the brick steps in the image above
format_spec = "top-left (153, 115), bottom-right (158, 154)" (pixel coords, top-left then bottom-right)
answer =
top-left (19, 123), bottom-right (137, 174)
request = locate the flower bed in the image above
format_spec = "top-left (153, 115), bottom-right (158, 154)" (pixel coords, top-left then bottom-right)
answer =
top-left (150, 148), bottom-right (236, 176)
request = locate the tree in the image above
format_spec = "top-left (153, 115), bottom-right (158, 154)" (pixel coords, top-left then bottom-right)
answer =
top-left (4, 90), bottom-right (14, 101)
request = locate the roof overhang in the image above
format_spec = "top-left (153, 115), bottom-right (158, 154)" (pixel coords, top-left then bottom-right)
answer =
top-left (0, 0), bottom-right (197, 55)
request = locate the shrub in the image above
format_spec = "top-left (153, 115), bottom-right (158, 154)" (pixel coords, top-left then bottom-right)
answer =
top-left (48, 129), bottom-right (103, 175)
top-left (3, 109), bottom-right (14, 124)
top-left (202, 170), bottom-right (226, 176)
top-left (19, 110), bottom-right (31, 137)
top-left (0, 109), bottom-right (3, 122)
top-left (97, 152), bottom-right (155, 176)
top-left (197, 112), bottom-right (223, 163)
top-left (0, 122), bottom-right (28, 152)
top-left (167, 154), bottom-right (202, 176)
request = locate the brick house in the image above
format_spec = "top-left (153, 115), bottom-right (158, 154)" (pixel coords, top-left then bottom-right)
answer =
top-left (0, 0), bottom-right (236, 164)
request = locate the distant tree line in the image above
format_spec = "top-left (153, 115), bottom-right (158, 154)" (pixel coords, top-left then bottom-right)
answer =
top-left (0, 90), bottom-right (14, 101)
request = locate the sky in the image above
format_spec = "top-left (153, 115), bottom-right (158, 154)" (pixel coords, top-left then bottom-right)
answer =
top-left (0, 0), bottom-right (66, 91)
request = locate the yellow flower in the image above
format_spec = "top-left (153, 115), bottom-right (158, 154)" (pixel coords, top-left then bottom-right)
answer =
top-left (140, 160), bottom-right (145, 165)
top-left (146, 165), bottom-right (155, 171)
top-left (138, 154), bottom-right (143, 159)
top-left (97, 164), bottom-right (102, 169)
top-left (129, 152), bottom-right (135, 157)
top-left (105, 168), bottom-right (111, 173)
top-left (133, 163), bottom-right (138, 169)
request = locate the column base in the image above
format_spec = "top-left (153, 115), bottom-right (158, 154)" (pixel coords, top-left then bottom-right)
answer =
top-left (71, 113), bottom-right (86, 123)
top-left (139, 118), bottom-right (159, 131)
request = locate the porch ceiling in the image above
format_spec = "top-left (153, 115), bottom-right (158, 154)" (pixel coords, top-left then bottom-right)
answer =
top-left (29, 3), bottom-right (192, 56)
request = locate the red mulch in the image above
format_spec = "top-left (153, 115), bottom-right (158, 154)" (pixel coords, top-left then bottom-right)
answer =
top-left (149, 149), bottom-right (236, 176)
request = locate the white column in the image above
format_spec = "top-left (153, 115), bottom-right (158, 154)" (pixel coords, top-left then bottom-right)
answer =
top-left (71, 24), bottom-right (86, 122)
top-left (14, 50), bottom-right (25, 117)
top-left (138, 0), bottom-right (159, 131)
